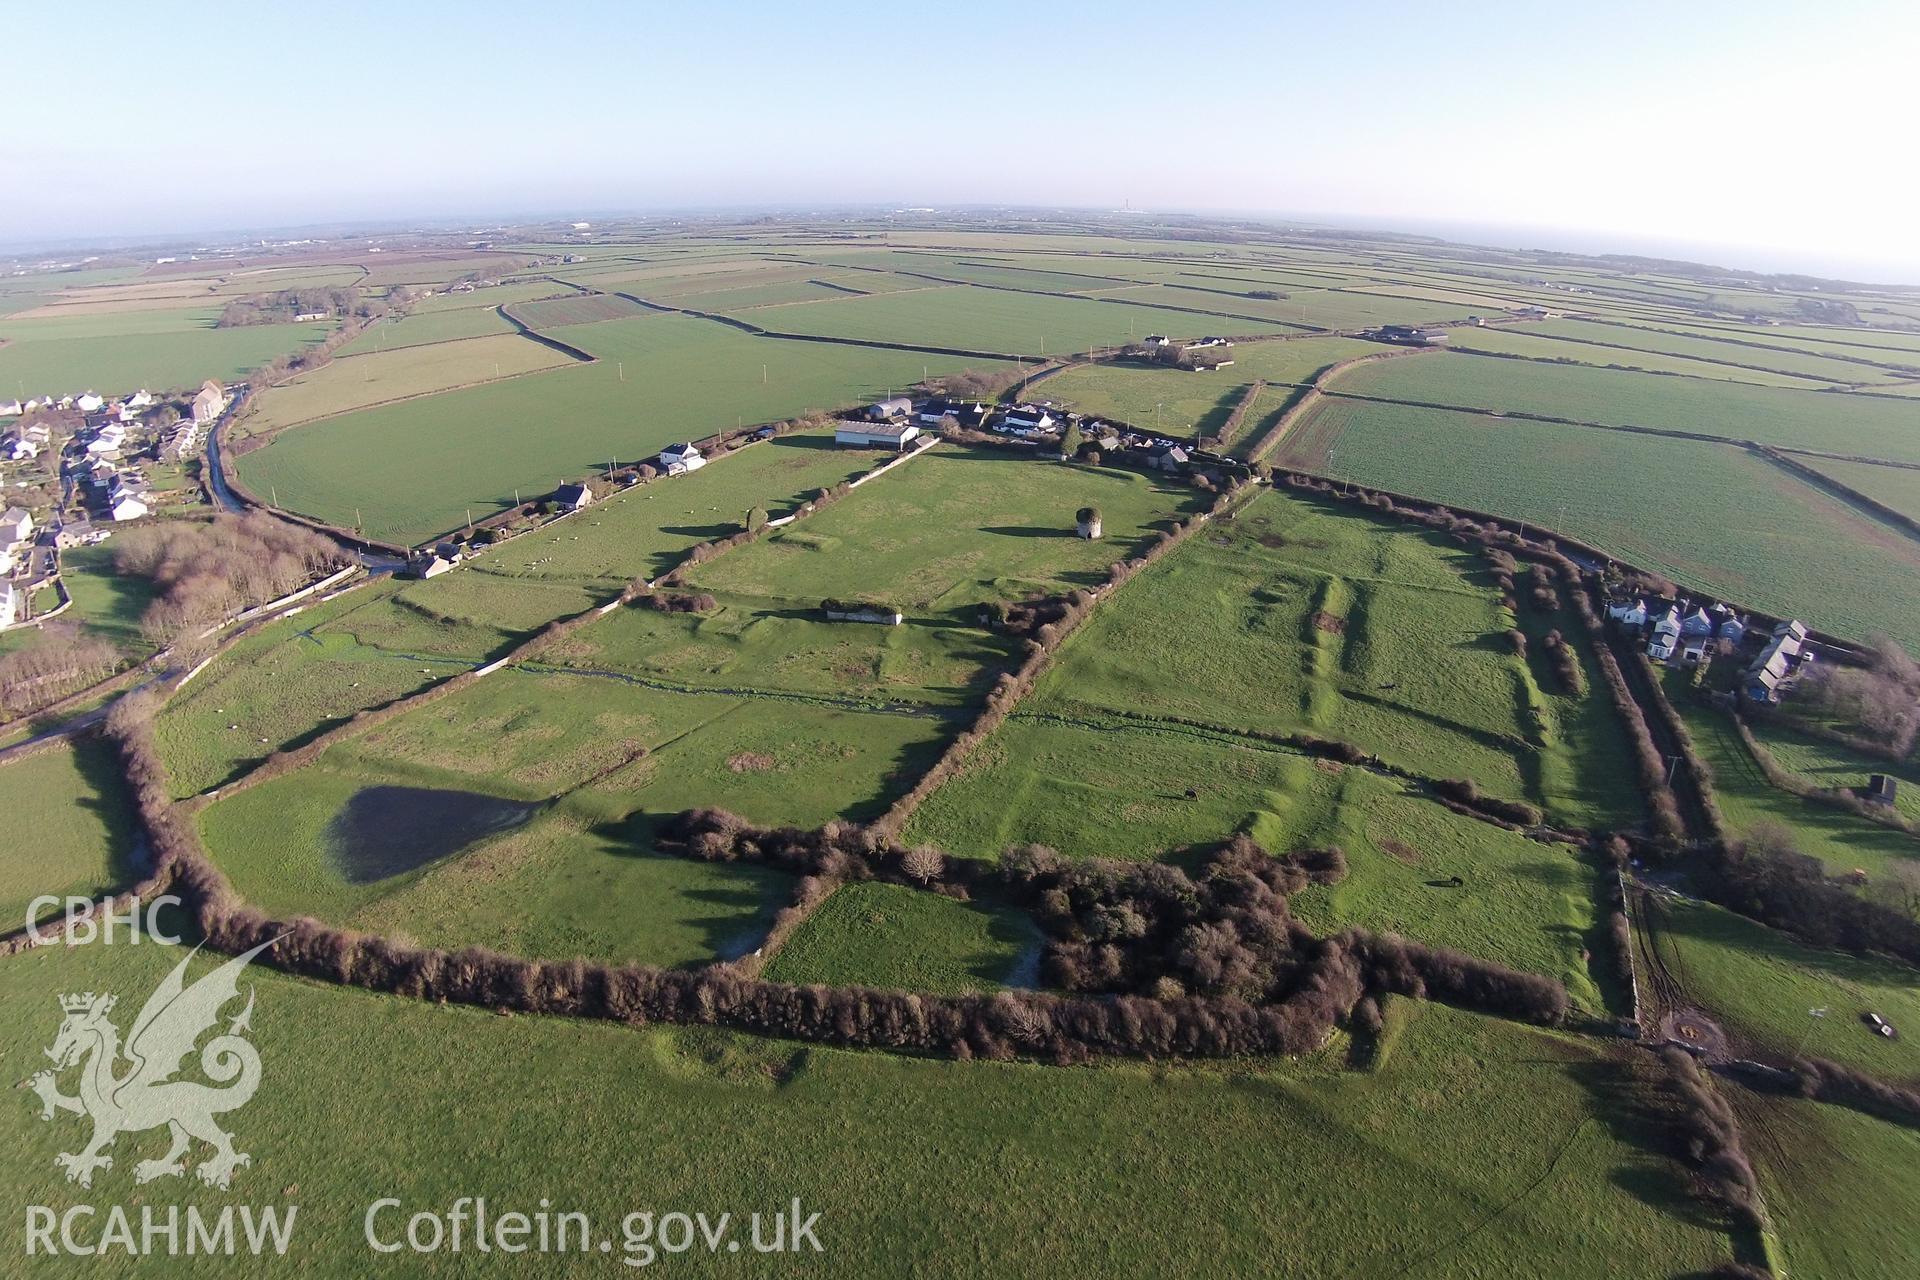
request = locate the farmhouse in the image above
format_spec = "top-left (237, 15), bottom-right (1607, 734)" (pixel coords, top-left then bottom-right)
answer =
top-left (1373, 324), bottom-right (1450, 347)
top-left (918, 398), bottom-right (988, 428)
top-left (191, 380), bottom-right (227, 424)
top-left (999, 405), bottom-right (1055, 436)
top-left (865, 396), bottom-right (913, 422)
top-left (835, 420), bottom-right (921, 450)
top-left (1148, 445), bottom-right (1190, 473)
top-left (658, 443), bottom-right (706, 474)
top-left (554, 481), bottom-right (595, 511)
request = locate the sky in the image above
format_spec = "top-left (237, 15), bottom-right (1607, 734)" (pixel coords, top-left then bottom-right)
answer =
top-left (7, 0), bottom-right (1919, 282)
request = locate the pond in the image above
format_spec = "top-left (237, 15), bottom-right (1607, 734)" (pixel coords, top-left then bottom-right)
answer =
top-left (325, 785), bottom-right (538, 884)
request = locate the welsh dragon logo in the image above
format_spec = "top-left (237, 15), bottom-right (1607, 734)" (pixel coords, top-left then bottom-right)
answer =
top-left (27, 940), bottom-right (276, 1190)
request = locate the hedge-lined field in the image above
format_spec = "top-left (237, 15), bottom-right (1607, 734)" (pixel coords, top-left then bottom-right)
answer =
top-left (1032, 335), bottom-right (1375, 435)
top-left (764, 881), bottom-right (1039, 994)
top-left (244, 332), bottom-right (573, 431)
top-left (1290, 397), bottom-right (1920, 649)
top-left (0, 738), bottom-right (139, 927)
top-left (2, 941), bottom-right (1731, 1277)
top-left (231, 314), bottom-right (1010, 544)
top-left (1335, 350), bottom-right (1920, 462)
top-left (689, 447), bottom-right (1206, 615)
top-left (0, 305), bottom-right (333, 395)
top-left (196, 669), bottom-right (954, 952)
top-left (1009, 488), bottom-right (1560, 809)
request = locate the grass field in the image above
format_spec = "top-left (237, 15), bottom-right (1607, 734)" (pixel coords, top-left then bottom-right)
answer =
top-left (1649, 895), bottom-right (1920, 1079)
top-left (1003, 488), bottom-right (1579, 810)
top-left (1282, 397), bottom-right (1920, 649)
top-left (1030, 336), bottom-right (1376, 437)
top-left (1519, 318), bottom-right (1912, 385)
top-left (1333, 350), bottom-right (1920, 464)
top-left (0, 307), bottom-right (333, 396)
top-left (1801, 455), bottom-right (1920, 524)
top-left (1676, 693), bottom-right (1920, 884)
top-left (715, 285), bottom-right (1299, 354)
top-left (0, 738), bottom-right (140, 927)
top-left (1738, 1091), bottom-right (1920, 1280)
top-left (689, 447), bottom-right (1206, 615)
top-left (763, 881), bottom-right (1039, 994)
top-left (57, 542), bottom-right (159, 658)
top-left (1443, 325), bottom-right (1822, 387)
top-left (230, 313), bottom-right (1010, 544)
top-left (1745, 718), bottom-right (1920, 827)
top-left (196, 668), bottom-right (955, 952)
top-left (0, 939), bottom-right (1733, 1277)
top-left (334, 306), bottom-right (513, 354)
top-left (242, 333), bottom-right (575, 431)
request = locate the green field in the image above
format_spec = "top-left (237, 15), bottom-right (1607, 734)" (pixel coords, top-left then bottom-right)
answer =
top-left (1677, 694), bottom-right (1920, 885)
top-left (689, 447), bottom-right (1206, 615)
top-left (715, 284), bottom-right (1300, 354)
top-left (0, 938), bottom-right (1733, 1277)
top-left (1519, 317), bottom-right (1912, 385)
top-left (1444, 325), bottom-right (1822, 387)
top-left (908, 724), bottom-right (1603, 1003)
top-left (1283, 397), bottom-right (1920, 649)
top-left (1739, 1091), bottom-right (1920, 1280)
top-left (335, 306), bottom-right (514, 354)
top-left (1030, 335), bottom-right (1376, 437)
top-left (1333, 350), bottom-right (1920, 463)
top-left (1802, 454), bottom-right (1920, 524)
top-left (243, 333), bottom-right (575, 431)
top-left (0, 738), bottom-right (140, 927)
top-left (0, 307), bottom-right (333, 396)
top-left (1648, 895), bottom-right (1920, 1079)
top-left (763, 881), bottom-right (1039, 994)
top-left (197, 668), bottom-right (954, 954)
top-left (1745, 718), bottom-right (1920, 827)
top-left (57, 542), bottom-right (160, 659)
top-left (230, 313), bottom-right (1011, 544)
top-left (1001, 488), bottom-right (1610, 812)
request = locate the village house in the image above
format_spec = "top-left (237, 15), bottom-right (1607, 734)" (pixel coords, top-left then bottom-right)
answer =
top-left (86, 423), bottom-right (127, 456)
top-left (834, 420), bottom-right (921, 450)
top-left (1745, 620), bottom-right (1812, 704)
top-left (75, 392), bottom-right (104, 414)
top-left (0, 506), bottom-right (32, 547)
top-left (554, 481), bottom-right (596, 511)
top-left (0, 580), bottom-right (16, 629)
top-left (54, 520), bottom-right (97, 549)
top-left (6, 434), bottom-right (38, 461)
top-left (191, 379), bottom-right (227, 424)
top-left (110, 493), bottom-right (150, 522)
top-left (865, 396), bottom-right (913, 422)
top-left (1607, 598), bottom-right (1650, 631)
top-left (1646, 606), bottom-right (1683, 661)
top-left (658, 443), bottom-right (706, 475)
top-left (0, 399), bottom-right (23, 417)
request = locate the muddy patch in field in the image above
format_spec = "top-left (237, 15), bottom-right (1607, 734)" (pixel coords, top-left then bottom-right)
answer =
top-left (1311, 611), bottom-right (1347, 635)
top-left (1379, 838), bottom-right (1421, 865)
top-left (326, 785), bottom-right (538, 883)
top-left (727, 752), bottom-right (777, 773)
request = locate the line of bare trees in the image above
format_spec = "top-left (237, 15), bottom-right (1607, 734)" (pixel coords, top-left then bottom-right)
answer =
top-left (110, 512), bottom-right (346, 650)
top-left (1655, 1046), bottom-right (1763, 1227)
top-left (0, 625), bottom-right (121, 718)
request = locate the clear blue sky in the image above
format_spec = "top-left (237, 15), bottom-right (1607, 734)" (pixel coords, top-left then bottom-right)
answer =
top-left (8, 0), bottom-right (1917, 280)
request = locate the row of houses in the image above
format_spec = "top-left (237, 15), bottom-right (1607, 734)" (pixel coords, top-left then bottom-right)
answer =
top-left (1609, 595), bottom-right (1813, 702)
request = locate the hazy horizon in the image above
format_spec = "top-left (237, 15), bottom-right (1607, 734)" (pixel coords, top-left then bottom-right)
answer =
top-left (9, 0), bottom-right (1917, 284)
